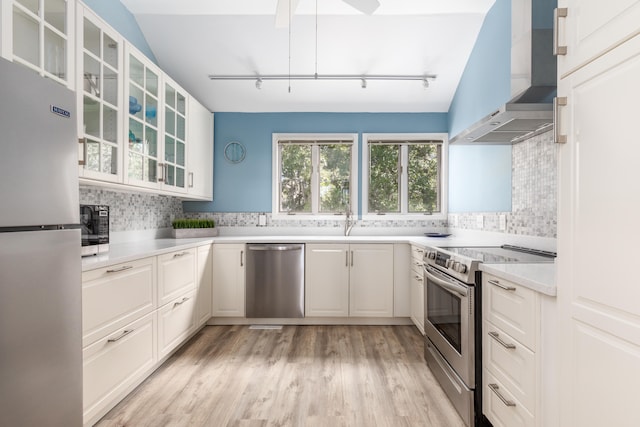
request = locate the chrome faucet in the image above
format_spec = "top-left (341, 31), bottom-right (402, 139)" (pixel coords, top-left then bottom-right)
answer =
top-left (344, 206), bottom-right (355, 236)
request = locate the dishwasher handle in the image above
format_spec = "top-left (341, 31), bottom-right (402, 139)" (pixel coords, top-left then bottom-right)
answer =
top-left (247, 244), bottom-right (303, 251)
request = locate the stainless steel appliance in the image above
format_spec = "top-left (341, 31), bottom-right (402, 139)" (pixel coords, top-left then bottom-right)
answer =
top-left (80, 204), bottom-right (110, 256)
top-left (423, 244), bottom-right (555, 427)
top-left (245, 243), bottom-right (305, 318)
top-left (0, 58), bottom-right (82, 425)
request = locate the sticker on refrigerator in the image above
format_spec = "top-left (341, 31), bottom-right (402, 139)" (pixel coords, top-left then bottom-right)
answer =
top-left (50, 105), bottom-right (71, 118)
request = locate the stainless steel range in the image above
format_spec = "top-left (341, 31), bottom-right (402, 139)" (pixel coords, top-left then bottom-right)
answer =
top-left (422, 245), bottom-right (555, 427)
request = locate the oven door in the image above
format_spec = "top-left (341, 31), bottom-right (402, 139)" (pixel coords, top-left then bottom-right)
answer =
top-left (423, 264), bottom-right (475, 388)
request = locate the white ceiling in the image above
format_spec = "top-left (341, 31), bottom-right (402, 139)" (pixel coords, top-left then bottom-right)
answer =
top-left (119, 0), bottom-right (496, 113)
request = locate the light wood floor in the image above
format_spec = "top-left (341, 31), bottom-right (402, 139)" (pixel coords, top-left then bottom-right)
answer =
top-left (96, 325), bottom-right (465, 427)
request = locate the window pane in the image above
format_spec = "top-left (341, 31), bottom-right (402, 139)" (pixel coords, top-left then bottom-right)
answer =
top-left (408, 144), bottom-right (440, 213)
top-left (319, 144), bottom-right (351, 213)
top-left (13, 7), bottom-right (39, 67)
top-left (44, 27), bottom-right (66, 79)
top-left (45, 0), bottom-right (67, 33)
top-left (369, 145), bottom-right (400, 213)
top-left (280, 145), bottom-right (312, 213)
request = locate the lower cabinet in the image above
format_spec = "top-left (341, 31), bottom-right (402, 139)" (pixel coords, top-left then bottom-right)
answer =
top-left (305, 243), bottom-right (394, 317)
top-left (211, 243), bottom-right (246, 317)
top-left (82, 244), bottom-right (213, 426)
top-left (83, 312), bottom-right (157, 425)
top-left (409, 245), bottom-right (425, 334)
top-left (157, 289), bottom-right (197, 358)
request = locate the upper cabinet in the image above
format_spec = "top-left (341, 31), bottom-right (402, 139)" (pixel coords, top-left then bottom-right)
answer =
top-left (1, 0), bottom-right (75, 88)
top-left (161, 76), bottom-right (188, 194)
top-left (76, 6), bottom-right (123, 182)
top-left (187, 96), bottom-right (213, 200)
top-left (556, 0), bottom-right (640, 77)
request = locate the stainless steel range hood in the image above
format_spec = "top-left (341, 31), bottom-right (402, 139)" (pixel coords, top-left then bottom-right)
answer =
top-left (450, 0), bottom-right (557, 145)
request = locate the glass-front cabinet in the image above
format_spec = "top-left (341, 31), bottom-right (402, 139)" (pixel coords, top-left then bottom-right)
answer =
top-left (1, 0), bottom-right (75, 88)
top-left (125, 43), bottom-right (161, 189)
top-left (77, 6), bottom-right (122, 182)
top-left (162, 78), bottom-right (188, 193)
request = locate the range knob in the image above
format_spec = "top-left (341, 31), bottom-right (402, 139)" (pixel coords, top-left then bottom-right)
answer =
top-left (445, 259), bottom-right (454, 269)
top-left (453, 262), bottom-right (468, 274)
top-left (426, 251), bottom-right (437, 260)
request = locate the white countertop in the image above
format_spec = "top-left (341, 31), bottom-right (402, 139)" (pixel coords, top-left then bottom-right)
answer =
top-left (480, 262), bottom-right (556, 296)
top-left (82, 233), bottom-right (557, 295)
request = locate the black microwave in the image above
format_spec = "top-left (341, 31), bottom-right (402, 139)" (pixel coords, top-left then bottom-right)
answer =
top-left (80, 204), bottom-right (109, 256)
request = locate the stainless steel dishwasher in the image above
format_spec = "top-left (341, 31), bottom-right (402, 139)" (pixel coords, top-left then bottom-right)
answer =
top-left (245, 243), bottom-right (305, 318)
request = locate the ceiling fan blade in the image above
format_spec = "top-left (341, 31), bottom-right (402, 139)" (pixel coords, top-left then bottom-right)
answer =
top-left (342, 0), bottom-right (380, 15)
top-left (275, 0), bottom-right (301, 28)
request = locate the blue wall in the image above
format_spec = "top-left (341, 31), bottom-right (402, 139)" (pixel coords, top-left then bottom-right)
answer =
top-left (84, 0), bottom-right (157, 63)
top-left (183, 113), bottom-right (448, 214)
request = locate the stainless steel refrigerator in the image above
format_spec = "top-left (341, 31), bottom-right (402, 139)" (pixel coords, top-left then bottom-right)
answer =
top-left (0, 58), bottom-right (82, 426)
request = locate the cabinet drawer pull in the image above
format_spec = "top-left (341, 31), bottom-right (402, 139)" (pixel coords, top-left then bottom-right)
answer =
top-left (188, 172), bottom-right (194, 188)
top-left (351, 250), bottom-right (354, 267)
top-left (553, 8), bottom-right (568, 56)
top-left (554, 96), bottom-right (568, 144)
top-left (415, 248), bottom-right (424, 254)
top-left (106, 265), bottom-right (133, 274)
top-left (488, 279), bottom-right (516, 291)
top-left (488, 383), bottom-right (516, 407)
top-left (489, 331), bottom-right (516, 349)
top-left (107, 329), bottom-right (134, 343)
top-left (173, 251), bottom-right (189, 258)
top-left (414, 260), bottom-right (423, 267)
top-left (346, 250), bottom-right (349, 267)
top-left (240, 250), bottom-right (244, 267)
top-left (173, 297), bottom-right (190, 307)
top-left (414, 275), bottom-right (423, 282)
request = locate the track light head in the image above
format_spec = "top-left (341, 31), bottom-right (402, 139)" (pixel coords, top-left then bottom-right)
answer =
top-left (361, 78), bottom-right (367, 89)
top-left (255, 78), bottom-right (263, 89)
top-left (423, 78), bottom-right (429, 89)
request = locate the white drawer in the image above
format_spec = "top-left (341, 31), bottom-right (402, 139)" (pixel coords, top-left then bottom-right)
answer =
top-left (483, 274), bottom-right (537, 350)
top-left (158, 248), bottom-right (196, 307)
top-left (483, 320), bottom-right (536, 412)
top-left (411, 245), bottom-right (425, 261)
top-left (83, 312), bottom-right (157, 425)
top-left (483, 370), bottom-right (534, 427)
top-left (157, 289), bottom-right (197, 358)
top-left (82, 257), bottom-right (156, 347)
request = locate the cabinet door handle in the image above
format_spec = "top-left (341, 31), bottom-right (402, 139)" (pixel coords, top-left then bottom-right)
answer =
top-left (488, 331), bottom-right (516, 349)
top-left (107, 329), bottom-right (134, 343)
top-left (188, 172), bottom-right (194, 188)
top-left (346, 250), bottom-right (349, 267)
top-left (173, 297), bottom-right (190, 308)
top-left (414, 275), bottom-right (423, 282)
top-left (554, 96), bottom-right (568, 144)
top-left (553, 8), bottom-right (568, 56)
top-left (106, 265), bottom-right (133, 274)
top-left (351, 250), bottom-right (354, 267)
top-left (173, 251), bottom-right (189, 258)
top-left (158, 163), bottom-right (168, 182)
top-left (78, 138), bottom-right (87, 166)
top-left (240, 250), bottom-right (244, 267)
top-left (488, 383), bottom-right (516, 407)
top-left (488, 279), bottom-right (516, 291)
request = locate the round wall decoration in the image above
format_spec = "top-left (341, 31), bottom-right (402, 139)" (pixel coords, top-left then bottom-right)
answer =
top-left (224, 141), bottom-right (246, 164)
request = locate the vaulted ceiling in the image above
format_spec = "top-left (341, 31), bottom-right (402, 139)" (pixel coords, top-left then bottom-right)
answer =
top-left (119, 0), bottom-right (496, 112)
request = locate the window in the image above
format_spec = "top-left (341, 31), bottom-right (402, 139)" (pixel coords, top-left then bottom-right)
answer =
top-left (273, 134), bottom-right (358, 216)
top-left (363, 134), bottom-right (446, 216)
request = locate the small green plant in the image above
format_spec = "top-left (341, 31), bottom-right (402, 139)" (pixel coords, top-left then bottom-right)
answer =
top-left (171, 218), bottom-right (215, 229)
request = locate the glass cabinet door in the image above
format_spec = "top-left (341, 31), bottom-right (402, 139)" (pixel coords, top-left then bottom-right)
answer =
top-left (11, 0), bottom-right (72, 86)
top-left (126, 47), bottom-right (160, 187)
top-left (79, 9), bottom-right (121, 181)
top-left (163, 80), bottom-right (187, 191)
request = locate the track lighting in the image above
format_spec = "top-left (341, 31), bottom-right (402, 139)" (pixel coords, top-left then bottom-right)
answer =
top-left (209, 74), bottom-right (437, 90)
top-left (255, 78), bottom-right (263, 89)
top-left (361, 78), bottom-right (367, 89)
top-left (423, 78), bottom-right (429, 89)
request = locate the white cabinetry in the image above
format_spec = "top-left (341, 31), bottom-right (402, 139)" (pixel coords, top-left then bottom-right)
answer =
top-left (305, 244), bottom-right (350, 317)
top-left (76, 5), bottom-right (123, 182)
top-left (160, 75), bottom-right (188, 193)
top-left (305, 243), bottom-right (394, 318)
top-left (157, 289), bottom-right (196, 358)
top-left (195, 244), bottom-right (213, 326)
top-left (556, 2), bottom-right (640, 424)
top-left (212, 243), bottom-right (246, 317)
top-left (0, 0), bottom-right (75, 88)
top-left (157, 248), bottom-right (195, 306)
top-left (409, 245), bottom-right (425, 334)
top-left (187, 97), bottom-right (213, 200)
top-left (556, 0), bottom-right (640, 77)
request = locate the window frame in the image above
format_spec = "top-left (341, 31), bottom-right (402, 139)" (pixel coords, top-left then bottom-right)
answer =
top-left (362, 133), bottom-right (448, 220)
top-left (272, 133), bottom-right (359, 219)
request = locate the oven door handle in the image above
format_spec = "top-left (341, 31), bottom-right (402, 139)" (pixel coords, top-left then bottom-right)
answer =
top-left (424, 266), bottom-right (468, 297)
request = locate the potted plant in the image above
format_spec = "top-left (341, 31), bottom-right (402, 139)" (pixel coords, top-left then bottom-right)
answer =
top-left (171, 218), bottom-right (218, 238)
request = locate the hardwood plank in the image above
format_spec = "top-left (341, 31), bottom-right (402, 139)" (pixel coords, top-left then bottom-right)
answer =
top-left (95, 325), bottom-right (465, 427)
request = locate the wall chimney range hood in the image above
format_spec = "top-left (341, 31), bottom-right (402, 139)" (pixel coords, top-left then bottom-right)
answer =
top-left (450, 0), bottom-right (557, 145)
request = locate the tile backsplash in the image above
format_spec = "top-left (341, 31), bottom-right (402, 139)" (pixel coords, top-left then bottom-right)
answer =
top-left (448, 130), bottom-right (557, 238)
top-left (79, 186), bottom-right (183, 232)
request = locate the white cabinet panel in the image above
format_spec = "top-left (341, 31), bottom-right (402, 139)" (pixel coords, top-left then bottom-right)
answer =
top-left (483, 371), bottom-right (534, 427)
top-left (305, 244), bottom-right (350, 317)
top-left (82, 257), bottom-right (156, 347)
top-left (157, 289), bottom-right (196, 358)
top-left (195, 244), bottom-right (213, 326)
top-left (212, 244), bottom-right (245, 317)
top-left (83, 312), bottom-right (156, 425)
top-left (349, 244), bottom-right (394, 317)
top-left (394, 243), bottom-right (411, 317)
top-left (157, 248), bottom-right (196, 307)
top-left (557, 0), bottom-right (640, 76)
top-left (187, 97), bottom-right (213, 200)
